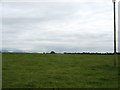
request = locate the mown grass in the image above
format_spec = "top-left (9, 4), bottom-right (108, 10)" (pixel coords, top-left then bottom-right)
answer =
top-left (2, 53), bottom-right (118, 88)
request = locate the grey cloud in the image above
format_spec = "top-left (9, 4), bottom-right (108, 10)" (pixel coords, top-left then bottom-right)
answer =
top-left (2, 1), bottom-right (114, 53)
top-left (118, 1), bottom-right (120, 52)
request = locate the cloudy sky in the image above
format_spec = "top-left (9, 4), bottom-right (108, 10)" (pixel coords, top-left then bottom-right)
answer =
top-left (1, 0), bottom-right (117, 53)
top-left (118, 0), bottom-right (120, 52)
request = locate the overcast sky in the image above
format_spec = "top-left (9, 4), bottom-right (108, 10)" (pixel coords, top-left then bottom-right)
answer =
top-left (2, 0), bottom-right (117, 53)
top-left (118, 1), bottom-right (120, 52)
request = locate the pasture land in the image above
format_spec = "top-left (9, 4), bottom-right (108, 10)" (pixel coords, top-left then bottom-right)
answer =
top-left (2, 53), bottom-right (118, 88)
top-left (0, 53), bottom-right (2, 89)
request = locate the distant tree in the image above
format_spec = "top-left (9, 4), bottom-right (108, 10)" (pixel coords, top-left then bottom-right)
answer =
top-left (43, 52), bottom-right (46, 54)
top-left (50, 51), bottom-right (56, 54)
top-left (64, 52), bottom-right (67, 54)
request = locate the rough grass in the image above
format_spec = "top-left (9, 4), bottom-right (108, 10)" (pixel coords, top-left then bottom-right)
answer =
top-left (0, 53), bottom-right (2, 89)
top-left (2, 53), bottom-right (118, 88)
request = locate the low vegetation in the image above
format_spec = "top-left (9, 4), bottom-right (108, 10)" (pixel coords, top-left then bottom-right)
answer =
top-left (2, 53), bottom-right (118, 88)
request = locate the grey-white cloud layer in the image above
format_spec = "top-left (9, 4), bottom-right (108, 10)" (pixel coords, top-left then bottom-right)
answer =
top-left (118, 1), bottom-right (120, 52)
top-left (2, 0), bottom-right (114, 53)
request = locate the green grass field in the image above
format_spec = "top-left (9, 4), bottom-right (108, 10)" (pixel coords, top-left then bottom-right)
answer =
top-left (0, 53), bottom-right (2, 89)
top-left (2, 53), bottom-right (118, 88)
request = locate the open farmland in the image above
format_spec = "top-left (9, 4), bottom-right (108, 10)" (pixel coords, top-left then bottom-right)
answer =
top-left (2, 53), bottom-right (118, 88)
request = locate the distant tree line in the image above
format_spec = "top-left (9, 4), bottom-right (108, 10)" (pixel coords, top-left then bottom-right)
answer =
top-left (1, 50), bottom-right (120, 55)
top-left (43, 51), bottom-right (120, 55)
top-left (63, 52), bottom-right (114, 55)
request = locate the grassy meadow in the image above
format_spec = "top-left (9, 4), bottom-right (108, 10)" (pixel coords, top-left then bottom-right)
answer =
top-left (2, 53), bottom-right (118, 88)
top-left (0, 53), bottom-right (2, 89)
